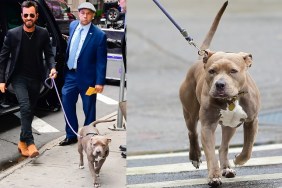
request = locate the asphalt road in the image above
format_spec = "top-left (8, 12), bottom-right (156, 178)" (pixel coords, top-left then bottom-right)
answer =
top-left (127, 144), bottom-right (282, 187)
top-left (127, 0), bottom-right (282, 154)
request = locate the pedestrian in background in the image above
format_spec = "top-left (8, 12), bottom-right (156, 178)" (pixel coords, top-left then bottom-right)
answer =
top-left (118, 0), bottom-right (126, 13)
top-left (0, 1), bottom-right (57, 157)
top-left (59, 2), bottom-right (107, 146)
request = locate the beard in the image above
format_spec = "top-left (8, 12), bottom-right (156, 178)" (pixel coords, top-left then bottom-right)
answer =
top-left (24, 20), bottom-right (35, 28)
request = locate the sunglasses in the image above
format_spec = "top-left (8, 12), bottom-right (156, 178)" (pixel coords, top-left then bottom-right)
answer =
top-left (23, 13), bottom-right (36, 18)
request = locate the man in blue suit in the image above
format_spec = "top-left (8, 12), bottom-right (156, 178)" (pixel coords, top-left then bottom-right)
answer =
top-left (59, 2), bottom-right (107, 146)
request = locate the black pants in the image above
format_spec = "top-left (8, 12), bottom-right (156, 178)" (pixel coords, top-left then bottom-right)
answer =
top-left (11, 75), bottom-right (41, 146)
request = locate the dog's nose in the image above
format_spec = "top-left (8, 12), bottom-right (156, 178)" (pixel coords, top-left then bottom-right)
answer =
top-left (215, 80), bottom-right (226, 90)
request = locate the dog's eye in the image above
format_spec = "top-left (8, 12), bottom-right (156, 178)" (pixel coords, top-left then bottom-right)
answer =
top-left (208, 69), bottom-right (216, 74)
top-left (230, 69), bottom-right (238, 74)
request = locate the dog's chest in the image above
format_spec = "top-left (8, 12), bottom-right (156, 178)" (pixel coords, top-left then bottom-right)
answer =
top-left (219, 100), bottom-right (247, 128)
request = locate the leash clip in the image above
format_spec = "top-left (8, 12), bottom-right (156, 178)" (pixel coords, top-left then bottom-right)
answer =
top-left (180, 29), bottom-right (207, 56)
top-left (153, 0), bottom-right (207, 56)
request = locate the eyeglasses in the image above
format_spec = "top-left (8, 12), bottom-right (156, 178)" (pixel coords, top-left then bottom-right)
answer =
top-left (23, 13), bottom-right (36, 18)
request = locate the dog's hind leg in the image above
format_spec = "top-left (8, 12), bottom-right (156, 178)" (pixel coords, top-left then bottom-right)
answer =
top-left (234, 118), bottom-right (258, 165)
top-left (78, 142), bottom-right (84, 169)
top-left (219, 125), bottom-right (236, 178)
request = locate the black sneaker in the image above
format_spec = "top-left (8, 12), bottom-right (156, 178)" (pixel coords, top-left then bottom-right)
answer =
top-left (121, 151), bottom-right (126, 158)
top-left (59, 137), bottom-right (78, 146)
top-left (119, 145), bottom-right (126, 151)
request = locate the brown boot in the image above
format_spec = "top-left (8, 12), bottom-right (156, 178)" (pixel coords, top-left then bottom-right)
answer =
top-left (18, 141), bottom-right (29, 157)
top-left (27, 144), bottom-right (39, 158)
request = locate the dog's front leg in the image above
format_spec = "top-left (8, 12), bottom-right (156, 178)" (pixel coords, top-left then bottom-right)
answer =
top-left (201, 122), bottom-right (222, 186)
top-left (88, 158), bottom-right (99, 187)
top-left (234, 118), bottom-right (258, 165)
top-left (95, 159), bottom-right (105, 175)
top-left (219, 125), bottom-right (236, 178)
top-left (78, 142), bottom-right (84, 169)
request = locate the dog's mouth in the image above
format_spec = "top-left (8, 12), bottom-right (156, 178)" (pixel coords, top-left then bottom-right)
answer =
top-left (94, 156), bottom-right (105, 162)
top-left (212, 90), bottom-right (229, 98)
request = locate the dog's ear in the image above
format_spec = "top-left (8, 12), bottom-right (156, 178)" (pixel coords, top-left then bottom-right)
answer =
top-left (239, 52), bottom-right (253, 68)
top-left (107, 138), bottom-right (112, 144)
top-left (203, 49), bottom-right (215, 64)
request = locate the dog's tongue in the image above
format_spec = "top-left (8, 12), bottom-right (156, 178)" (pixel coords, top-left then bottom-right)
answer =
top-left (217, 91), bottom-right (227, 97)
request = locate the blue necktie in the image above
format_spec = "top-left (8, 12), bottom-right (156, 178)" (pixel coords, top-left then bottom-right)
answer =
top-left (67, 28), bottom-right (83, 69)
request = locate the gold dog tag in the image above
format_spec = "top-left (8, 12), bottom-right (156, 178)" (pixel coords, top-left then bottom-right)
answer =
top-left (228, 102), bottom-right (235, 111)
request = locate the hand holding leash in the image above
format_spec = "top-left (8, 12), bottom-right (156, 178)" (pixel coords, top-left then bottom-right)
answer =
top-left (0, 83), bottom-right (6, 93)
top-left (49, 68), bottom-right (58, 79)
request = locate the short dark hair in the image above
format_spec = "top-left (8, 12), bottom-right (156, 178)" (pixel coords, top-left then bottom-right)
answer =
top-left (21, 1), bottom-right (38, 13)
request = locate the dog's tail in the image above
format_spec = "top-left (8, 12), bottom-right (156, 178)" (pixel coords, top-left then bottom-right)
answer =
top-left (91, 119), bottom-right (116, 127)
top-left (200, 1), bottom-right (228, 53)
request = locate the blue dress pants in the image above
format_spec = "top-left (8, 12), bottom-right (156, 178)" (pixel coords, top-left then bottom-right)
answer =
top-left (62, 70), bottom-right (97, 139)
top-left (11, 75), bottom-right (41, 146)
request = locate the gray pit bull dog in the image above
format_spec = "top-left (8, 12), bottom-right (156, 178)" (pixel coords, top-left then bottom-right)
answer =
top-left (179, 1), bottom-right (260, 187)
top-left (78, 119), bottom-right (115, 187)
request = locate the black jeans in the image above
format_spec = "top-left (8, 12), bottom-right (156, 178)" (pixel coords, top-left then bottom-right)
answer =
top-left (11, 75), bottom-right (41, 146)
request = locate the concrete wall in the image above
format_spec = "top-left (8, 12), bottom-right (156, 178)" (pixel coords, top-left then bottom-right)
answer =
top-left (66, 0), bottom-right (85, 17)
top-left (66, 0), bottom-right (102, 17)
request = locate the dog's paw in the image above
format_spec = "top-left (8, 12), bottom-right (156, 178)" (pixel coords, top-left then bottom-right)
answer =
top-left (208, 177), bottom-right (222, 187)
top-left (233, 154), bottom-right (248, 166)
top-left (191, 159), bottom-right (202, 169)
top-left (222, 168), bottom-right (236, 178)
top-left (94, 183), bottom-right (100, 188)
top-left (79, 165), bottom-right (84, 169)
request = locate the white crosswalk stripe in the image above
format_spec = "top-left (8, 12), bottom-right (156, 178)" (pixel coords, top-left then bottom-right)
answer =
top-left (97, 94), bottom-right (118, 105)
top-left (127, 156), bottom-right (282, 176)
top-left (127, 173), bottom-right (282, 188)
top-left (127, 144), bottom-right (282, 187)
top-left (32, 116), bottom-right (59, 133)
top-left (14, 113), bottom-right (59, 133)
top-left (128, 143), bottom-right (282, 160)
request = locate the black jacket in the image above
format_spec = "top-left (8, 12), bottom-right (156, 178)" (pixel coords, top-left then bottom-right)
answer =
top-left (0, 25), bottom-right (55, 84)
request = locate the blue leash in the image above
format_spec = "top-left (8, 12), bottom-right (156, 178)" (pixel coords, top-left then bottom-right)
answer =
top-left (152, 0), bottom-right (206, 56)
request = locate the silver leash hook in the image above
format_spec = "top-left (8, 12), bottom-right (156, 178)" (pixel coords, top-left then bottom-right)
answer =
top-left (198, 49), bottom-right (208, 56)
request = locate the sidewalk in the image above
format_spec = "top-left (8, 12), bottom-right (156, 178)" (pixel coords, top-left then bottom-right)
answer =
top-left (0, 112), bottom-right (126, 188)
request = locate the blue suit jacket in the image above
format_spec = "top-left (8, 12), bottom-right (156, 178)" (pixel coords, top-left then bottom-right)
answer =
top-left (66, 20), bottom-right (107, 90)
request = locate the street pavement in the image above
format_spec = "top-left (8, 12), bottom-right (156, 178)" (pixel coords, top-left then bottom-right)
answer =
top-left (0, 112), bottom-right (126, 188)
top-left (127, 143), bottom-right (282, 188)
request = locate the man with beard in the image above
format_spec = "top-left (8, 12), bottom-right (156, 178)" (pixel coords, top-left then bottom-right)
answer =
top-left (0, 1), bottom-right (57, 158)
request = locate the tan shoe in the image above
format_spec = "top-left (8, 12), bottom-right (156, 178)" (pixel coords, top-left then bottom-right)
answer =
top-left (18, 141), bottom-right (29, 157)
top-left (27, 144), bottom-right (39, 158)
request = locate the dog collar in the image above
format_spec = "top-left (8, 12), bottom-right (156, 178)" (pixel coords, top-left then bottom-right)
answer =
top-left (86, 133), bottom-right (99, 136)
top-left (227, 91), bottom-right (247, 111)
